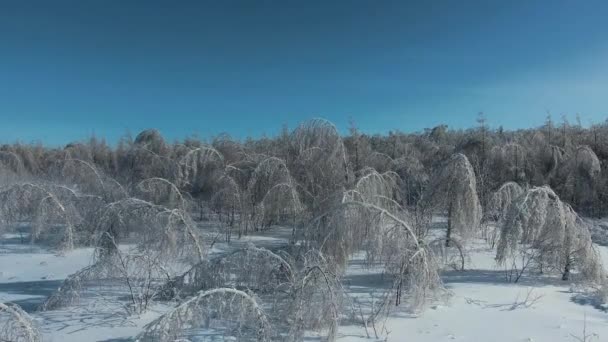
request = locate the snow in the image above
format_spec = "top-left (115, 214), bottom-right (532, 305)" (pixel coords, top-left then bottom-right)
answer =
top-left (2, 224), bottom-right (608, 341)
top-left (338, 237), bottom-right (608, 341)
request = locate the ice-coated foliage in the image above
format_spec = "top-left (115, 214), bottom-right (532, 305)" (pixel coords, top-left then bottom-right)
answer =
top-left (496, 186), bottom-right (604, 282)
top-left (500, 143), bottom-right (528, 182)
top-left (291, 118), bottom-right (350, 213)
top-left (137, 288), bottom-right (273, 342)
top-left (571, 146), bottom-right (601, 179)
top-left (134, 177), bottom-right (186, 209)
top-left (286, 249), bottom-right (342, 342)
top-left (0, 183), bottom-right (79, 250)
top-left (539, 144), bottom-right (565, 176)
top-left (178, 146), bottom-right (224, 195)
top-left (486, 182), bottom-right (525, 222)
top-left (157, 246), bottom-right (341, 342)
top-left (94, 198), bottom-right (205, 262)
top-left (344, 169), bottom-right (399, 208)
top-left (306, 196), bottom-right (441, 310)
top-left (55, 158), bottom-right (128, 202)
top-left (0, 303), bottom-right (41, 342)
top-left (211, 174), bottom-right (244, 239)
top-left (247, 157), bottom-right (301, 229)
top-left (31, 193), bottom-right (75, 250)
top-left (0, 150), bottom-right (26, 184)
top-left (9, 118), bottom-right (608, 341)
top-left (39, 263), bottom-right (113, 311)
top-left (298, 167), bottom-right (442, 311)
top-left (392, 155), bottom-right (428, 206)
top-left (560, 145), bottom-right (602, 210)
top-left (44, 198), bottom-right (206, 313)
top-left (426, 153), bottom-right (482, 245)
top-left (160, 244), bottom-right (293, 299)
top-left (364, 152), bottom-right (394, 174)
top-left (134, 128), bottom-right (168, 155)
top-left (0, 183), bottom-right (54, 227)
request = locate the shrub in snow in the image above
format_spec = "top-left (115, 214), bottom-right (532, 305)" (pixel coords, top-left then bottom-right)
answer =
top-left (136, 288), bottom-right (273, 342)
top-left (162, 243), bottom-right (294, 299)
top-left (0, 303), bottom-right (41, 342)
top-left (157, 246), bottom-right (341, 342)
top-left (39, 263), bottom-right (114, 311)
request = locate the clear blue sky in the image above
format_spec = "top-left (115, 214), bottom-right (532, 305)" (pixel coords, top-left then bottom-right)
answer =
top-left (1, 0), bottom-right (607, 145)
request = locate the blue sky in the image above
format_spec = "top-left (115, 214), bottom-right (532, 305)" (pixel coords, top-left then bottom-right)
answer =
top-left (1, 0), bottom-right (607, 145)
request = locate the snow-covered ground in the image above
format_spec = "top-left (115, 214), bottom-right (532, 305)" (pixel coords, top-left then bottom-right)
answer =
top-left (339, 240), bottom-right (608, 341)
top-left (2, 224), bottom-right (608, 341)
top-left (0, 228), bottom-right (295, 342)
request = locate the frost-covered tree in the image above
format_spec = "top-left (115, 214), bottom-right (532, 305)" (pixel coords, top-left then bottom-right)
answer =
top-left (134, 177), bottom-right (185, 209)
top-left (305, 175), bottom-right (442, 310)
top-left (137, 288), bottom-right (273, 342)
top-left (562, 146), bottom-right (601, 212)
top-left (482, 181), bottom-right (524, 249)
top-left (425, 153), bottom-right (482, 247)
top-left (290, 119), bottom-right (350, 215)
top-left (178, 146), bottom-right (224, 196)
top-left (343, 120), bottom-right (372, 173)
top-left (39, 263), bottom-right (114, 311)
top-left (42, 198), bottom-right (206, 314)
top-left (485, 182), bottom-right (525, 223)
top-left (0, 183), bottom-right (78, 251)
top-left (55, 158), bottom-right (127, 202)
top-left (364, 152), bottom-right (394, 174)
top-left (134, 129), bottom-right (168, 155)
top-left (211, 174), bottom-right (244, 240)
top-left (94, 198), bottom-right (204, 262)
top-left (119, 129), bottom-right (176, 183)
top-left (392, 155), bottom-right (428, 206)
top-left (488, 143), bottom-right (528, 184)
top-left (0, 151), bottom-right (26, 185)
top-left (0, 303), bottom-right (41, 342)
top-left (156, 246), bottom-right (341, 342)
top-left (247, 157), bottom-right (301, 231)
top-left (496, 186), bottom-right (604, 282)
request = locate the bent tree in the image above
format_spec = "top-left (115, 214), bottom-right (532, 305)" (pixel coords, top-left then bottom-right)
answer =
top-left (425, 153), bottom-right (482, 247)
top-left (0, 302), bottom-right (41, 342)
top-left (496, 186), bottom-right (603, 282)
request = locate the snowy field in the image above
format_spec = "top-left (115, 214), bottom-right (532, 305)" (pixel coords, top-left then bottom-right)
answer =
top-left (2, 222), bottom-right (608, 342)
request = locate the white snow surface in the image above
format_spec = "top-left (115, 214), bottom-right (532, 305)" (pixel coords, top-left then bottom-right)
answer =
top-left (339, 241), bottom-right (608, 341)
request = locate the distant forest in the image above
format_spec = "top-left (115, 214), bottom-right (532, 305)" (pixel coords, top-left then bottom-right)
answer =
top-left (1, 115), bottom-right (606, 217)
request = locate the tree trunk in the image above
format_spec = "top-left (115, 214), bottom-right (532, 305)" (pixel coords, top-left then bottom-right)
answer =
top-left (562, 258), bottom-right (571, 281)
top-left (446, 202), bottom-right (452, 247)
